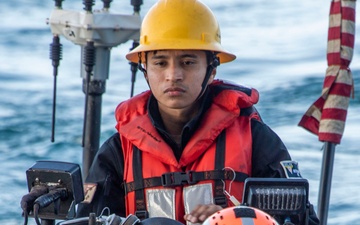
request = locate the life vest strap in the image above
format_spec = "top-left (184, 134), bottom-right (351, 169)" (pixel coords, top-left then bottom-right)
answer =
top-left (133, 146), bottom-right (149, 220)
top-left (214, 129), bottom-right (227, 207)
top-left (124, 170), bottom-right (248, 193)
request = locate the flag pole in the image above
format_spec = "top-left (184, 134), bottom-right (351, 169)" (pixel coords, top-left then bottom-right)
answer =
top-left (317, 142), bottom-right (336, 225)
top-left (298, 1), bottom-right (356, 223)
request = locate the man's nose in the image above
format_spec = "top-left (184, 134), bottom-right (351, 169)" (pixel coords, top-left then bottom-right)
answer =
top-left (165, 63), bottom-right (183, 81)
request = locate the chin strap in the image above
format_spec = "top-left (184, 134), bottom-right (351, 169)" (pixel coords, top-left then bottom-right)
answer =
top-left (137, 52), bottom-right (150, 90)
top-left (137, 52), bottom-right (147, 75)
top-left (196, 52), bottom-right (220, 100)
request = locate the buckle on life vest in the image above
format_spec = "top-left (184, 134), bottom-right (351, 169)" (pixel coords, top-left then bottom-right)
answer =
top-left (161, 171), bottom-right (196, 187)
top-left (135, 210), bottom-right (149, 220)
top-left (214, 196), bottom-right (227, 208)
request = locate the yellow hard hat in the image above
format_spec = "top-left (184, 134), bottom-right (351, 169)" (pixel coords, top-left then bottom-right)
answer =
top-left (126, 0), bottom-right (236, 64)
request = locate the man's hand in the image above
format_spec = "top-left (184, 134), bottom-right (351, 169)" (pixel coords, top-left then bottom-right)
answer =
top-left (184, 204), bottom-right (222, 223)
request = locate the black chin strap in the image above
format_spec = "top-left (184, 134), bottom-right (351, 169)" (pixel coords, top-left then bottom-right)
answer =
top-left (137, 52), bottom-right (151, 90)
top-left (196, 53), bottom-right (220, 100)
top-left (138, 52), bottom-right (147, 75)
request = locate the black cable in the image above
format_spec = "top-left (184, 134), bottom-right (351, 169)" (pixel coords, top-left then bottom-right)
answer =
top-left (33, 188), bottom-right (68, 225)
top-left (82, 41), bottom-right (96, 147)
top-left (33, 203), bottom-right (41, 225)
top-left (34, 188), bottom-right (68, 208)
top-left (49, 35), bottom-right (63, 142)
top-left (20, 185), bottom-right (49, 225)
top-left (22, 210), bottom-right (28, 225)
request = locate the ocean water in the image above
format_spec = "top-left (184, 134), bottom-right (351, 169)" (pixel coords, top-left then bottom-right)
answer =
top-left (0, 0), bottom-right (359, 224)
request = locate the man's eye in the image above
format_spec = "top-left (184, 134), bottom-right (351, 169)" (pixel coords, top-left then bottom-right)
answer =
top-left (154, 61), bottom-right (166, 66)
top-left (183, 60), bottom-right (195, 66)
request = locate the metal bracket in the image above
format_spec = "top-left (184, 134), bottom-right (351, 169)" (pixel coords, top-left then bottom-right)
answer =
top-left (47, 8), bottom-right (141, 47)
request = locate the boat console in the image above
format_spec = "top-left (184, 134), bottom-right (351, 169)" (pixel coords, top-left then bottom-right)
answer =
top-left (21, 161), bottom-right (311, 225)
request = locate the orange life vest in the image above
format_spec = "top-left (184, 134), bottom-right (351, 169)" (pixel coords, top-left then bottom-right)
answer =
top-left (115, 80), bottom-right (260, 224)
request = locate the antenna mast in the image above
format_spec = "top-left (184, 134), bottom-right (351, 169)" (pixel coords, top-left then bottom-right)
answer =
top-left (47, 0), bottom-right (142, 179)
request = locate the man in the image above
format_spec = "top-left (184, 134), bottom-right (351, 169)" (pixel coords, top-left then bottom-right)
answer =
top-left (77, 0), bottom-right (319, 224)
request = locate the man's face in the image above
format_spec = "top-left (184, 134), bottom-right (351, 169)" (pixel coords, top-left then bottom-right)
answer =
top-left (145, 50), bottom-right (215, 112)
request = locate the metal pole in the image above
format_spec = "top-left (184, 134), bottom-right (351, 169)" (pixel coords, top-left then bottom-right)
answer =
top-left (317, 142), bottom-right (336, 225)
top-left (82, 82), bottom-right (104, 179)
top-left (81, 47), bottom-right (110, 179)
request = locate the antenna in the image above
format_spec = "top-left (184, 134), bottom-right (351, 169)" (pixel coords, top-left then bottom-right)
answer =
top-left (54, 0), bottom-right (63, 8)
top-left (49, 35), bottom-right (62, 142)
top-left (102, 0), bottom-right (112, 9)
top-left (83, 0), bottom-right (95, 12)
top-left (82, 41), bottom-right (96, 147)
top-left (129, 0), bottom-right (143, 97)
top-left (46, 0), bottom-right (142, 178)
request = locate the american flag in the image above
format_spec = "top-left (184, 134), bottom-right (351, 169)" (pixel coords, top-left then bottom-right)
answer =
top-left (298, 0), bottom-right (356, 144)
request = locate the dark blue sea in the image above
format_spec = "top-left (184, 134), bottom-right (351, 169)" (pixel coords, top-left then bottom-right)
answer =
top-left (0, 0), bottom-right (359, 224)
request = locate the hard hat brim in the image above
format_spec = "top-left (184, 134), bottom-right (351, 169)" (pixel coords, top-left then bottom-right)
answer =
top-left (126, 40), bottom-right (236, 64)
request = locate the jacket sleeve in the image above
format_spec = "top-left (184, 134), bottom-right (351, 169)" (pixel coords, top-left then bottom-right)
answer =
top-left (76, 133), bottom-right (126, 218)
top-left (251, 118), bottom-right (291, 178)
top-left (250, 119), bottom-right (320, 225)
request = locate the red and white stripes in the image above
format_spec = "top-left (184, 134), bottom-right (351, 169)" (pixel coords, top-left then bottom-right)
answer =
top-left (299, 0), bottom-right (356, 144)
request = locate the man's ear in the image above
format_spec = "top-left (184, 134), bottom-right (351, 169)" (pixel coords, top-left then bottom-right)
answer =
top-left (208, 68), bottom-right (217, 84)
top-left (212, 67), bottom-right (217, 77)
